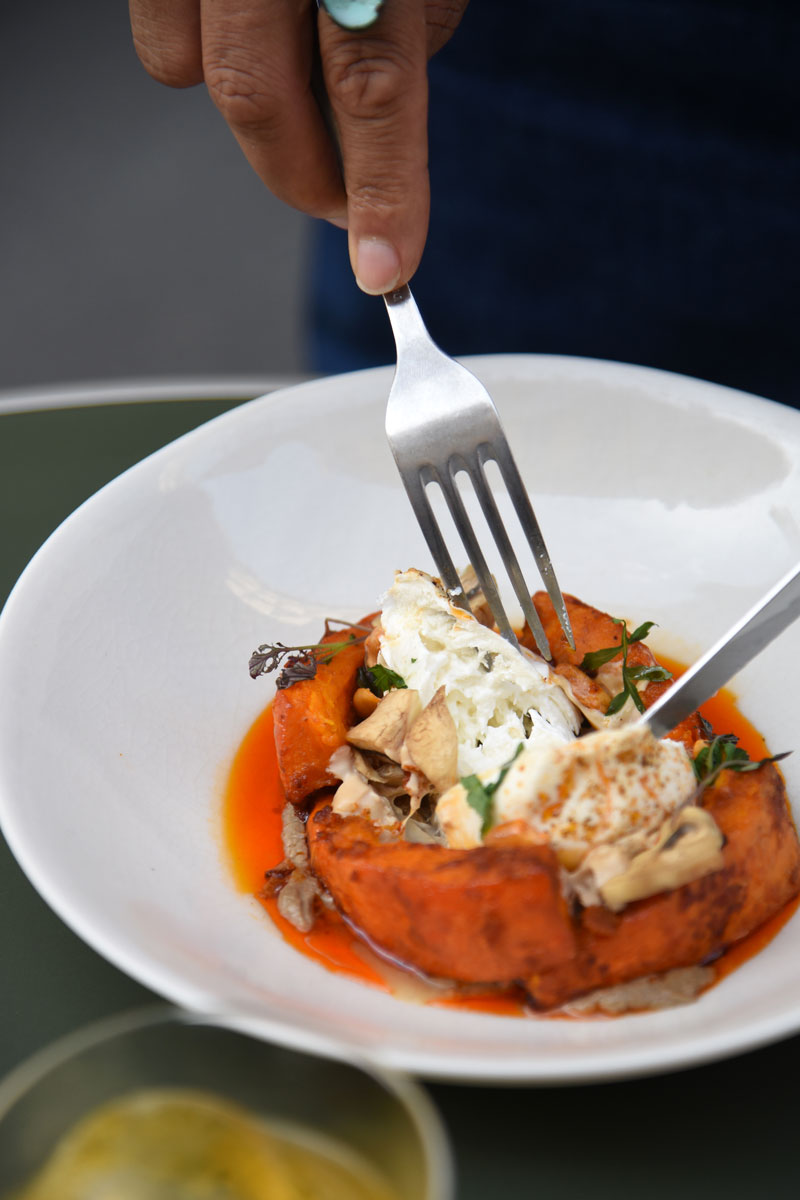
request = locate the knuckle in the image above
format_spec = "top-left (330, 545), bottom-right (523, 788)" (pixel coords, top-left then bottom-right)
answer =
top-left (347, 177), bottom-right (408, 216)
top-left (327, 44), bottom-right (418, 120)
top-left (203, 59), bottom-right (281, 133)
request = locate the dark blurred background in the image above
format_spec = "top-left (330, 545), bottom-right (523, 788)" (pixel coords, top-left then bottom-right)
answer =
top-left (2, 2), bottom-right (797, 402)
top-left (0, 2), bottom-right (311, 391)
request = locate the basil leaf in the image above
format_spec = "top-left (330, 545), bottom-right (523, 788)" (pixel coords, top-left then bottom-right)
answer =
top-left (629, 621), bottom-right (657, 643)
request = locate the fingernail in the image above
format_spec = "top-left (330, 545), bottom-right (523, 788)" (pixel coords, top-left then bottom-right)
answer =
top-left (353, 236), bottom-right (401, 295)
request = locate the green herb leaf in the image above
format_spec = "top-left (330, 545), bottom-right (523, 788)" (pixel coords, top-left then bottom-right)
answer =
top-left (462, 775), bottom-right (494, 835)
top-left (604, 690), bottom-right (630, 716)
top-left (580, 644), bottom-right (624, 672)
top-left (578, 615), bottom-right (669, 716)
top-left (622, 665), bottom-right (647, 714)
top-left (461, 744), bottom-right (524, 837)
top-left (692, 733), bottom-right (791, 792)
top-left (629, 621), bottom-right (657, 643)
top-left (356, 664), bottom-right (407, 697)
top-left (693, 734), bottom-right (750, 781)
top-left (627, 664), bottom-right (672, 683)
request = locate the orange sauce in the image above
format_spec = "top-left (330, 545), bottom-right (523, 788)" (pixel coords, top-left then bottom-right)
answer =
top-left (224, 666), bottom-right (797, 1014)
top-left (223, 704), bottom-right (389, 990)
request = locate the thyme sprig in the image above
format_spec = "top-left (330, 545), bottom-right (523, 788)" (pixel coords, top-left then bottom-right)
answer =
top-left (580, 618), bottom-right (672, 716)
top-left (249, 619), bottom-right (371, 690)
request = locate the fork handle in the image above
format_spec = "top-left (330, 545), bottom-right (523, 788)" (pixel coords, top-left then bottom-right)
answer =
top-left (384, 284), bottom-right (439, 361)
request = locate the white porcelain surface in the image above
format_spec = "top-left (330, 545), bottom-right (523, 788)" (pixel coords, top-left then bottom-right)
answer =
top-left (1, 355), bottom-right (800, 1083)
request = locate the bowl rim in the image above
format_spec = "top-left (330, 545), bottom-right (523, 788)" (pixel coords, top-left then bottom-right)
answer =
top-left (0, 374), bottom-right (311, 415)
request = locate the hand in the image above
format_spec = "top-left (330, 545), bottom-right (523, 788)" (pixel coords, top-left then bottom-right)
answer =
top-left (129, 0), bottom-right (468, 293)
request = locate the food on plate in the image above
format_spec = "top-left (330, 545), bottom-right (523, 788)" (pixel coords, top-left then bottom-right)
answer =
top-left (12, 1088), bottom-right (396, 1200)
top-left (251, 569), bottom-right (800, 1012)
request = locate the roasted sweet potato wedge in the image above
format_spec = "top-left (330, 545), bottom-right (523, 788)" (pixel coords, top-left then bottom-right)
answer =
top-left (307, 804), bottom-right (575, 981)
top-left (307, 762), bottom-right (800, 1000)
top-left (524, 592), bottom-right (707, 753)
top-left (272, 621), bottom-right (368, 805)
top-left (526, 762), bottom-right (800, 1007)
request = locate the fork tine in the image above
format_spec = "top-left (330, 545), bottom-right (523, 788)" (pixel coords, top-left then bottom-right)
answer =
top-left (384, 283), bottom-right (574, 654)
top-left (399, 469), bottom-right (473, 611)
top-left (468, 457), bottom-right (553, 660)
top-left (486, 445), bottom-right (575, 651)
top-left (436, 464), bottom-right (519, 646)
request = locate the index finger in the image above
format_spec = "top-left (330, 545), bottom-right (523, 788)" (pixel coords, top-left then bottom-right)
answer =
top-left (201, 0), bottom-right (347, 221)
top-left (319, 0), bottom-right (430, 294)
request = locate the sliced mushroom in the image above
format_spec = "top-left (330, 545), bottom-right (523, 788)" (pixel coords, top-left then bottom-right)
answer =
top-left (276, 870), bottom-right (319, 933)
top-left (347, 687), bottom-right (422, 761)
top-left (554, 663), bottom-right (611, 715)
top-left (281, 802), bottom-right (309, 870)
top-left (351, 748), bottom-right (407, 795)
top-left (599, 805), bottom-right (725, 912)
top-left (570, 842), bottom-right (631, 907)
top-left (332, 770), bottom-right (398, 828)
top-left (403, 686), bottom-right (459, 794)
top-left (404, 816), bottom-right (447, 845)
top-left (550, 670), bottom-right (611, 732)
top-left (595, 660), bottom-right (624, 696)
top-left (564, 965), bottom-right (715, 1014)
top-left (363, 620), bottom-right (383, 667)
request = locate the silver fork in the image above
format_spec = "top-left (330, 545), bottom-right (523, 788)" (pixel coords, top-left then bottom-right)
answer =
top-left (383, 284), bottom-right (574, 659)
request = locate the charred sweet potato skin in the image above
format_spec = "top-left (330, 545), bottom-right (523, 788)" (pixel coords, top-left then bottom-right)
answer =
top-left (273, 622), bottom-right (369, 805)
top-left (307, 804), bottom-right (575, 981)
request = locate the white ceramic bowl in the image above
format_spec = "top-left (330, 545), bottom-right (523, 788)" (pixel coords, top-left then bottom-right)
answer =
top-left (1, 357), bottom-right (799, 1083)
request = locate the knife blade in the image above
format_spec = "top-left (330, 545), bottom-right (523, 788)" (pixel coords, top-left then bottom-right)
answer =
top-left (641, 561), bottom-right (800, 739)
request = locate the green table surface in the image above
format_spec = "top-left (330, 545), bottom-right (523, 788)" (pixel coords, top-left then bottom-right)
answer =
top-left (2, 395), bottom-right (800, 1199)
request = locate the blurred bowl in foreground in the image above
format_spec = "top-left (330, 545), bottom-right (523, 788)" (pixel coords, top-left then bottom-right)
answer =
top-left (0, 1005), bottom-right (454, 1199)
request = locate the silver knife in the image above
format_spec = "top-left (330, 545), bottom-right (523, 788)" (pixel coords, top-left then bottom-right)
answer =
top-left (641, 560), bottom-right (800, 739)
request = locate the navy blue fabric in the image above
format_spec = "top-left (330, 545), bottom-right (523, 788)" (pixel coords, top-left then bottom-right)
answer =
top-left (307, 1), bottom-right (799, 406)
